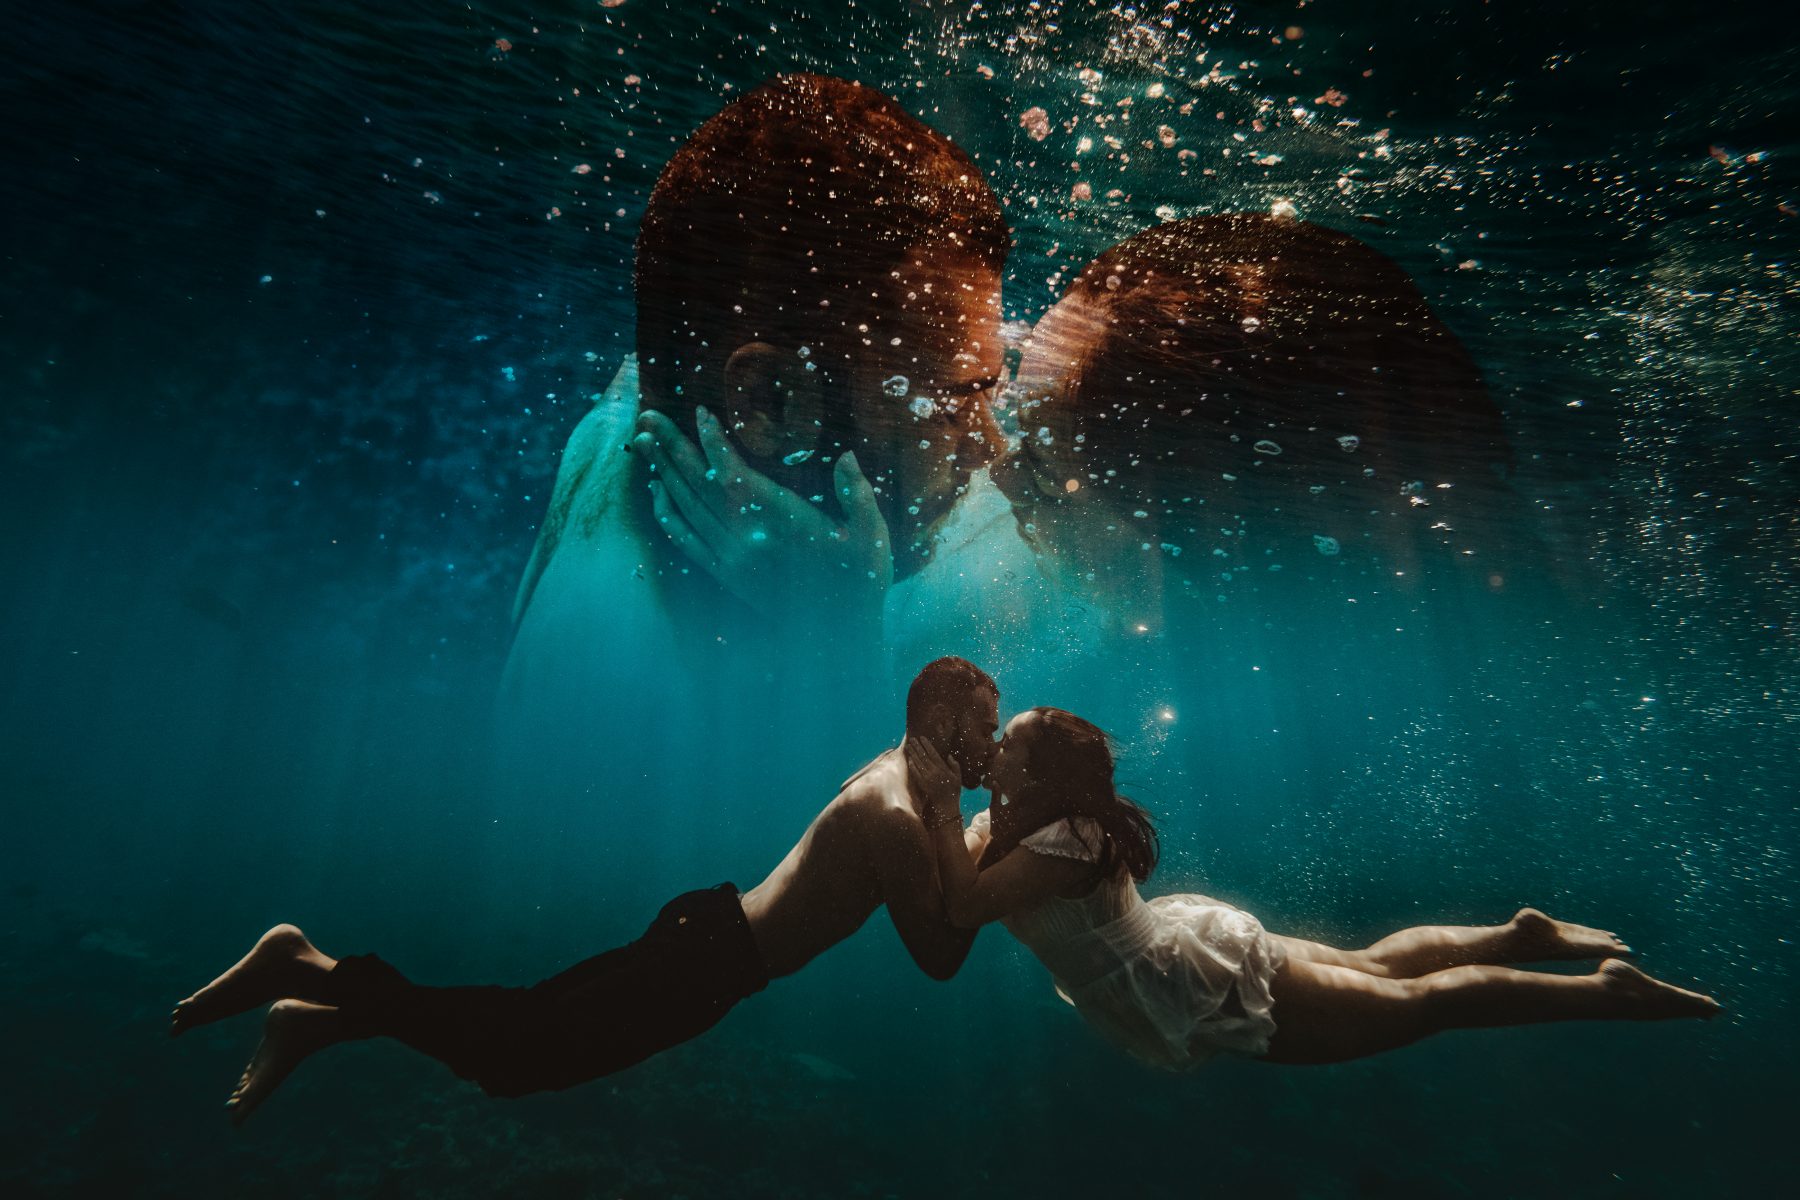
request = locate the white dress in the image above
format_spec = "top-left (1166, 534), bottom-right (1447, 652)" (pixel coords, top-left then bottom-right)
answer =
top-left (972, 809), bottom-right (1288, 1070)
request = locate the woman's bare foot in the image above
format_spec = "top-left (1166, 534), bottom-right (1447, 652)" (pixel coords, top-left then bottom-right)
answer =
top-left (1598, 959), bottom-right (1723, 1020)
top-left (171, 925), bottom-right (336, 1037)
top-left (225, 1000), bottom-right (345, 1125)
top-left (1509, 908), bottom-right (1632, 962)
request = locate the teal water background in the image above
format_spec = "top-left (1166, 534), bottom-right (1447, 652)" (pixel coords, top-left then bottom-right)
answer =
top-left (2, 2), bottom-right (1794, 1196)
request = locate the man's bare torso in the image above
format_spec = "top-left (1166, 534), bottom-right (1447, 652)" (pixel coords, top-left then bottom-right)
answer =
top-left (739, 748), bottom-right (947, 979)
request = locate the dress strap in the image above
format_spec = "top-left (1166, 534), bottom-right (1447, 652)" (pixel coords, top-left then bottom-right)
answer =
top-left (1019, 817), bottom-right (1105, 863)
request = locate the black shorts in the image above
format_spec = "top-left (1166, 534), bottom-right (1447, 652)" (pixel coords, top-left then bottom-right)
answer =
top-left (328, 883), bottom-right (770, 1097)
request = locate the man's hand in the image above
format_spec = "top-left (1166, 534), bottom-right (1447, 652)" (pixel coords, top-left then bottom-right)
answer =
top-left (904, 736), bottom-right (963, 828)
top-left (632, 406), bottom-right (893, 628)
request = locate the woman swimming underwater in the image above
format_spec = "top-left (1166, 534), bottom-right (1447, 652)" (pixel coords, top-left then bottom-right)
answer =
top-left (907, 710), bottom-right (1719, 1068)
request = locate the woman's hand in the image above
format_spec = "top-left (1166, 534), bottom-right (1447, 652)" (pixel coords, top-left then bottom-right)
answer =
top-left (631, 406), bottom-right (893, 630)
top-left (904, 735), bottom-right (962, 826)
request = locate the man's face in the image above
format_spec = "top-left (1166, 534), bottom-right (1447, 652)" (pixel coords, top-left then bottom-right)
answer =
top-left (951, 686), bottom-right (1001, 789)
top-left (848, 243), bottom-right (1006, 576)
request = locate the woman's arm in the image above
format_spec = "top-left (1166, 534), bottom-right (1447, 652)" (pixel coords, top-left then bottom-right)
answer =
top-left (905, 738), bottom-right (1096, 929)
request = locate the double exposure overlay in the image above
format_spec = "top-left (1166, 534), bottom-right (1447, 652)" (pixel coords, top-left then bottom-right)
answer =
top-left (1, 3), bottom-right (1793, 1197)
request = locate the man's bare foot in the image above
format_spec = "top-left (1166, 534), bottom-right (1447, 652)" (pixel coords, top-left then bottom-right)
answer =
top-left (171, 925), bottom-right (336, 1037)
top-left (1510, 908), bottom-right (1632, 962)
top-left (225, 1000), bottom-right (345, 1125)
top-left (1598, 959), bottom-right (1723, 1020)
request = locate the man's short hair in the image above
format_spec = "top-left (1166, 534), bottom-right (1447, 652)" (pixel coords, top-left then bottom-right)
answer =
top-left (635, 73), bottom-right (1008, 432)
top-left (905, 656), bottom-right (997, 732)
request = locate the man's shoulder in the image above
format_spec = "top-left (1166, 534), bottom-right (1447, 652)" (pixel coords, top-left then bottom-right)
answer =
top-left (837, 747), bottom-right (900, 794)
top-left (835, 751), bottom-right (920, 823)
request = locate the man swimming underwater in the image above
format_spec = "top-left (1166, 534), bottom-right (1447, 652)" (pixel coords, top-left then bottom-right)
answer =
top-left (169, 657), bottom-right (1001, 1121)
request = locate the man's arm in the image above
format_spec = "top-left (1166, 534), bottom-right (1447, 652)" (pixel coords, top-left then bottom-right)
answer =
top-left (870, 811), bottom-right (977, 982)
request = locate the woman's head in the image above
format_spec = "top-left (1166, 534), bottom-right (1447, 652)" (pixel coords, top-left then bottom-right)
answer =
top-left (995, 214), bottom-right (1511, 589)
top-left (989, 707), bottom-right (1158, 883)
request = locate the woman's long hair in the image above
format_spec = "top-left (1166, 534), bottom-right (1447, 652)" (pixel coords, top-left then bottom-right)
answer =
top-left (985, 708), bottom-right (1159, 883)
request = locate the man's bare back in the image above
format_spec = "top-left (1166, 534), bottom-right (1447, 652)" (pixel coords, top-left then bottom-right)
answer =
top-left (740, 746), bottom-right (974, 980)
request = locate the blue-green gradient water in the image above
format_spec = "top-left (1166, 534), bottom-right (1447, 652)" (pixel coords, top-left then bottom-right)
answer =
top-left (2, 2), bottom-right (1794, 1196)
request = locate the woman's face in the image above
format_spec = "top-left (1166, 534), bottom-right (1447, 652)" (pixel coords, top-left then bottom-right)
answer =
top-left (986, 711), bottom-right (1036, 808)
top-left (992, 298), bottom-right (1170, 618)
top-left (989, 712), bottom-right (1075, 844)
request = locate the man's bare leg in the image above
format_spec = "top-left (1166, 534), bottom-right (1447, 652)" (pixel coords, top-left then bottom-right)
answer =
top-left (225, 1000), bottom-right (353, 1125)
top-left (171, 925), bottom-right (338, 1036)
top-left (1263, 957), bottom-right (1721, 1065)
top-left (1273, 909), bottom-right (1631, 979)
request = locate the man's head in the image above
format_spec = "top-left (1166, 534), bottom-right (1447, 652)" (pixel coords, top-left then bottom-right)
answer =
top-left (636, 74), bottom-right (1011, 576)
top-left (905, 656), bottom-right (999, 787)
top-left (996, 214), bottom-right (1511, 579)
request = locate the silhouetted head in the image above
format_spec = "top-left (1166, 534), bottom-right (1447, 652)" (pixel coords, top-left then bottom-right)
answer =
top-left (637, 74), bottom-right (1010, 575)
top-left (986, 707), bottom-right (1158, 882)
top-left (996, 215), bottom-right (1510, 587)
top-left (905, 656), bottom-right (1000, 788)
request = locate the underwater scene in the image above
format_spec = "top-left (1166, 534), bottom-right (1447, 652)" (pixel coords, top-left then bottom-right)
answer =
top-left (2, 1), bottom-right (1794, 1196)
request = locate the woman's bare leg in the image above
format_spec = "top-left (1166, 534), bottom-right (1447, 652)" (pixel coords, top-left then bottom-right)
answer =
top-left (171, 925), bottom-right (338, 1036)
top-left (225, 1000), bottom-right (356, 1125)
top-left (1267, 935), bottom-right (1386, 973)
top-left (1271, 909), bottom-right (1631, 980)
top-left (1262, 957), bottom-right (1720, 1065)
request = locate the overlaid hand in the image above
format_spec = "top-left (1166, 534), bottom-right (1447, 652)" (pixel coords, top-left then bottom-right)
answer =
top-left (632, 407), bottom-right (894, 627)
top-left (904, 735), bottom-right (962, 824)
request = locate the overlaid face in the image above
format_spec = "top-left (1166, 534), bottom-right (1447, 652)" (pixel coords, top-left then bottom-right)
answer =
top-left (850, 243), bottom-right (1006, 573)
top-left (993, 298), bottom-right (1143, 583)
